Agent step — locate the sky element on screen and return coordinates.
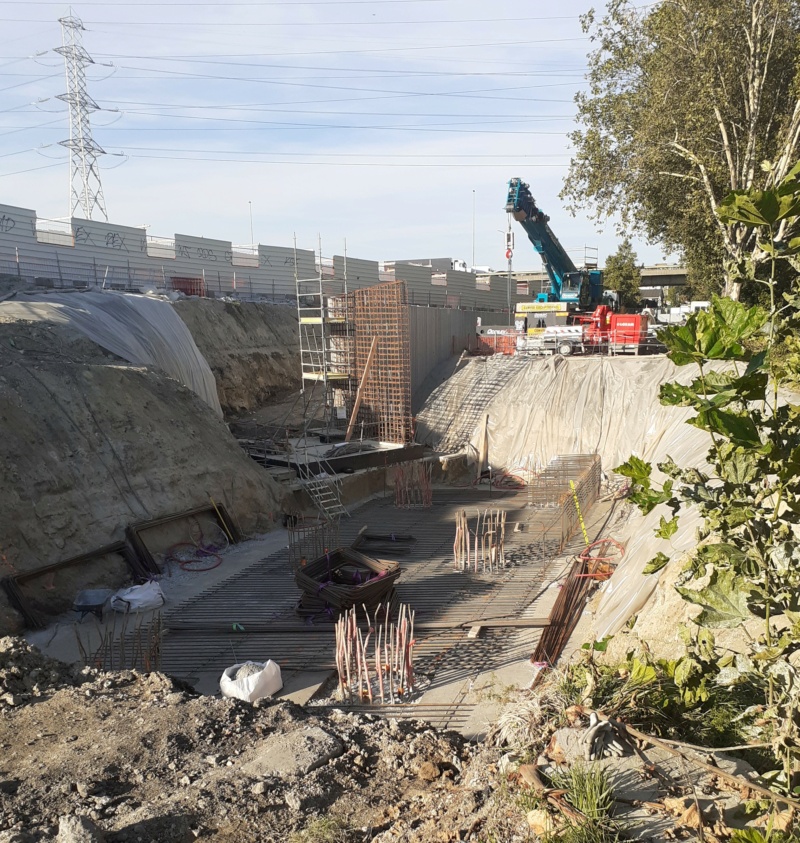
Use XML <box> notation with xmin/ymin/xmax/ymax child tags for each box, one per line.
<box><xmin>0</xmin><ymin>0</ymin><xmax>677</xmax><ymax>271</ymax></box>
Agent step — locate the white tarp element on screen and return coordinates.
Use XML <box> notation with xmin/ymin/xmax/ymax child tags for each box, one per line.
<box><xmin>0</xmin><ymin>291</ymin><xmax>222</xmax><ymax>416</ymax></box>
<box><xmin>417</xmin><ymin>354</ymin><xmax>716</xmax><ymax>636</ymax></box>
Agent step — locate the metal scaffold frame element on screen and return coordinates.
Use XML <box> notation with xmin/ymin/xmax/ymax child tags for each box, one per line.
<box><xmin>296</xmin><ymin>272</ymin><xmax>354</xmax><ymax>438</ymax></box>
<box><xmin>296</xmin><ymin>269</ymin><xmax>413</xmax><ymax>445</ymax></box>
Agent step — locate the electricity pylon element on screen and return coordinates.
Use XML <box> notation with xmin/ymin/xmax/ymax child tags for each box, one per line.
<box><xmin>54</xmin><ymin>13</ymin><xmax>108</xmax><ymax>221</ymax></box>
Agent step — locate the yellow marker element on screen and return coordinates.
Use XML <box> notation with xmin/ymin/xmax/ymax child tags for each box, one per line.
<box><xmin>570</xmin><ymin>480</ymin><xmax>590</xmax><ymax>546</ymax></box>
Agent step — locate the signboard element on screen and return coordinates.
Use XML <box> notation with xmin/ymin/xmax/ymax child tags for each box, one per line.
<box><xmin>516</xmin><ymin>301</ymin><xmax>570</xmax><ymax>313</ymax></box>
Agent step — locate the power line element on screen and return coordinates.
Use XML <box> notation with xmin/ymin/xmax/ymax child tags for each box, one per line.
<box><xmin>0</xmin><ymin>161</ymin><xmax>62</xmax><ymax>178</ymax></box>
<box><xmin>1</xmin><ymin>17</ymin><xmax>593</xmax><ymax>29</ymax></box>
<box><xmin>111</xmin><ymin>62</ymin><xmax>580</xmax><ymax>102</ymax></box>
<box><xmin>111</xmin><ymin>101</ymin><xmax>576</xmax><ymax>117</ymax></box>
<box><xmin>0</xmin><ymin>123</ymin><xmax>571</xmax><ymax>134</ymax></box>
<box><xmin>2</xmin><ymin>0</ymin><xmax>505</xmax><ymax>5</ymax></box>
<box><xmin>124</xmin><ymin>152</ymin><xmax>567</xmax><ymax>168</ymax></box>
<box><xmin>115</xmin><ymin>145</ymin><xmax>570</xmax><ymax>158</ymax></box>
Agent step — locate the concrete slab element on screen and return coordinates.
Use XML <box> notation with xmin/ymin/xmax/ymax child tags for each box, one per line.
<box><xmin>25</xmin><ymin>530</ymin><xmax>290</xmax><ymax>668</ymax></box>
<box><xmin>239</xmin><ymin>726</ymin><xmax>343</xmax><ymax>778</ymax></box>
<box><xmin>278</xmin><ymin>669</ymin><xmax>335</xmax><ymax>706</ymax></box>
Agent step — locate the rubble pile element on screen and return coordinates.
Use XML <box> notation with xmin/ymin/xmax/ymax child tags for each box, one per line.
<box><xmin>0</xmin><ymin>638</ymin><xmax>91</xmax><ymax>709</ymax></box>
<box><xmin>0</xmin><ymin>638</ymin><xmax>529</xmax><ymax>843</ymax></box>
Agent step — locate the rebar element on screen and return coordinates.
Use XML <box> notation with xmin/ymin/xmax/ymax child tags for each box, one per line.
<box><xmin>334</xmin><ymin>602</ymin><xmax>416</xmax><ymax>704</ymax></box>
<box><xmin>453</xmin><ymin>508</ymin><xmax>506</xmax><ymax>573</ymax></box>
<box><xmin>394</xmin><ymin>461</ymin><xmax>433</xmax><ymax>508</ymax></box>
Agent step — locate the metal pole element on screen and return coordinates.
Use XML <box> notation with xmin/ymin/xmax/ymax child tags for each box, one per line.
<box><xmin>507</xmin><ymin>254</ymin><xmax>512</xmax><ymax>326</ymax></box>
<box><xmin>248</xmin><ymin>200</ymin><xmax>254</xmax><ymax>246</ymax></box>
<box><xmin>472</xmin><ymin>189</ymin><xmax>476</xmax><ymax>269</ymax></box>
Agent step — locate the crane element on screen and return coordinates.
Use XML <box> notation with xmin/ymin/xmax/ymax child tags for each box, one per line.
<box><xmin>505</xmin><ymin>178</ymin><xmax>603</xmax><ymax>309</ymax></box>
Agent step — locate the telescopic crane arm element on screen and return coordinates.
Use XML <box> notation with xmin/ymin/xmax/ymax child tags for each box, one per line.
<box><xmin>505</xmin><ymin>178</ymin><xmax>602</xmax><ymax>308</ymax></box>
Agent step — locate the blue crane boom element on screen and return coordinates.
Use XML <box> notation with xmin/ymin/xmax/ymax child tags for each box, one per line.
<box><xmin>505</xmin><ymin>178</ymin><xmax>603</xmax><ymax>309</ymax></box>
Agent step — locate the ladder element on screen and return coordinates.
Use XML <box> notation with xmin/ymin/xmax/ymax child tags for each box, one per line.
<box><xmin>300</xmin><ymin>464</ymin><xmax>348</xmax><ymax>521</ymax></box>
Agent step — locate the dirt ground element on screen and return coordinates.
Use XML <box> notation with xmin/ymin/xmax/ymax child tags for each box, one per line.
<box><xmin>0</xmin><ymin>637</ymin><xmax>528</xmax><ymax>843</ymax></box>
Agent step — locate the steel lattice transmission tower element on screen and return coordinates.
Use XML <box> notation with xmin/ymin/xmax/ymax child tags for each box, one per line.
<box><xmin>55</xmin><ymin>14</ymin><xmax>108</xmax><ymax>221</ymax></box>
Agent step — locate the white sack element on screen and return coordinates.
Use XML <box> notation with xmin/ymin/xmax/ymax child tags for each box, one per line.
<box><xmin>220</xmin><ymin>661</ymin><xmax>283</xmax><ymax>702</ymax></box>
<box><xmin>110</xmin><ymin>581</ymin><xmax>166</xmax><ymax>613</ymax></box>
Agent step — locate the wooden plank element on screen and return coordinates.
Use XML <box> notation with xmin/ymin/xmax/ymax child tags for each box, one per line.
<box><xmin>345</xmin><ymin>335</ymin><xmax>379</xmax><ymax>442</ymax></box>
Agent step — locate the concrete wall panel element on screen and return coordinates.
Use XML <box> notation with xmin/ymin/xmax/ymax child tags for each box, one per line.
<box><xmin>0</xmin><ymin>204</ymin><xmax>37</xmax><ymax>242</ymax></box>
<box><xmin>333</xmin><ymin>255</ymin><xmax>380</xmax><ymax>287</ymax></box>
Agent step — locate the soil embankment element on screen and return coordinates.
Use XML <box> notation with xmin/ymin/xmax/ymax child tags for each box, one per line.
<box><xmin>174</xmin><ymin>299</ymin><xmax>300</xmax><ymax>418</ymax></box>
<box><xmin>0</xmin><ymin>306</ymin><xmax>288</xmax><ymax>635</ymax></box>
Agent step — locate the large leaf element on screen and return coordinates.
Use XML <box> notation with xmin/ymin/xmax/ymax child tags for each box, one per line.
<box><xmin>643</xmin><ymin>552</ymin><xmax>670</xmax><ymax>574</ymax></box>
<box><xmin>717</xmin><ymin>189</ymin><xmax>800</xmax><ymax>226</ymax></box>
<box><xmin>627</xmin><ymin>657</ymin><xmax>657</xmax><ymax>687</ymax></box>
<box><xmin>673</xmin><ymin>656</ymin><xmax>702</xmax><ymax>688</ymax></box>
<box><xmin>691</xmin><ymin>370</ymin><xmax>768</xmax><ymax>403</ymax></box>
<box><xmin>659</xmin><ymin>321</ymin><xmax>705</xmax><ymax>366</ymax></box>
<box><xmin>614</xmin><ymin>455</ymin><xmax>651</xmax><ymax>486</ymax></box>
<box><xmin>710</xmin><ymin>297</ymin><xmax>768</xmax><ymax>344</ymax></box>
<box><xmin>675</xmin><ymin>568</ymin><xmax>752</xmax><ymax>628</ymax></box>
<box><xmin>660</xmin><ymin>382</ymin><xmax>698</xmax><ymax>407</ymax></box>
<box><xmin>688</xmin><ymin>408</ymin><xmax>762</xmax><ymax>447</ymax></box>
<box><xmin>660</xmin><ymin>302</ymin><xmax>764</xmax><ymax>366</ymax></box>
<box><xmin>655</xmin><ymin>516</ymin><xmax>678</xmax><ymax>539</ymax></box>
<box><xmin>717</xmin><ymin>444</ymin><xmax>759</xmax><ymax>485</ymax></box>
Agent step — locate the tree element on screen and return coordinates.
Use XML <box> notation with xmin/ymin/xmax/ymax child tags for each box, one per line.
<box><xmin>562</xmin><ymin>0</ymin><xmax>800</xmax><ymax>300</ymax></box>
<box><xmin>617</xmin><ymin>163</ymin><xmax>800</xmax><ymax>795</ymax></box>
<box><xmin>603</xmin><ymin>238</ymin><xmax>640</xmax><ymax>308</ymax></box>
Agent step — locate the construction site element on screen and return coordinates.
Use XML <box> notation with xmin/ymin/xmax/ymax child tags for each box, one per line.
<box><xmin>0</xmin><ymin>200</ymin><xmax>780</xmax><ymax>842</ymax></box>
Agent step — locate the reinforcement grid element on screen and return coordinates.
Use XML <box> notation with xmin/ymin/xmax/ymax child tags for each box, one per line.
<box><xmin>351</xmin><ymin>280</ymin><xmax>413</xmax><ymax>444</ymax></box>
<box><xmin>157</xmin><ymin>460</ymin><xmax>602</xmax><ymax>729</ymax></box>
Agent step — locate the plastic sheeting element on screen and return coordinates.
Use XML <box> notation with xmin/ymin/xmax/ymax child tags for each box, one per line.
<box><xmin>0</xmin><ymin>291</ymin><xmax>222</xmax><ymax>416</ymax></box>
<box><xmin>417</xmin><ymin>355</ymin><xmax>716</xmax><ymax>637</ymax></box>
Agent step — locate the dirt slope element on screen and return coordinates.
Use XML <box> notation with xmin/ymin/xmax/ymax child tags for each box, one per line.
<box><xmin>174</xmin><ymin>299</ymin><xmax>300</xmax><ymax>417</ymax></box>
<box><xmin>0</xmin><ymin>318</ymin><xmax>287</xmax><ymax>635</ymax></box>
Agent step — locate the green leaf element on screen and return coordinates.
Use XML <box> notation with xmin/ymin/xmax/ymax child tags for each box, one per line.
<box><xmin>673</xmin><ymin>656</ymin><xmax>702</xmax><ymax>688</ymax></box>
<box><xmin>581</xmin><ymin>636</ymin><xmax>613</xmax><ymax>653</ymax></box>
<box><xmin>696</xmin><ymin>627</ymin><xmax>715</xmax><ymax>661</ymax></box>
<box><xmin>643</xmin><ymin>552</ymin><xmax>670</xmax><ymax>574</ymax></box>
<box><xmin>695</xmin><ymin>544</ymin><xmax>749</xmax><ymax>568</ymax></box>
<box><xmin>692</xmin><ymin>370</ymin><xmax>768</xmax><ymax>403</ymax></box>
<box><xmin>614</xmin><ymin>455</ymin><xmax>652</xmax><ymax>486</ymax></box>
<box><xmin>659</xmin><ymin>320</ymin><xmax>704</xmax><ymax>366</ymax></box>
<box><xmin>730</xmin><ymin>829</ymin><xmax>769</xmax><ymax>843</ymax></box>
<box><xmin>716</xmin><ymin>188</ymin><xmax>800</xmax><ymax>226</ymax></box>
<box><xmin>710</xmin><ymin>296</ymin><xmax>768</xmax><ymax>343</ymax></box>
<box><xmin>675</xmin><ymin>569</ymin><xmax>752</xmax><ymax>628</ymax></box>
<box><xmin>655</xmin><ymin>516</ymin><xmax>678</xmax><ymax>539</ymax></box>
<box><xmin>627</xmin><ymin>657</ymin><xmax>657</xmax><ymax>687</ymax></box>
<box><xmin>744</xmin><ymin>349</ymin><xmax>768</xmax><ymax>376</ymax></box>
<box><xmin>717</xmin><ymin>445</ymin><xmax>759</xmax><ymax>485</ymax></box>
<box><xmin>659</xmin><ymin>381</ymin><xmax>698</xmax><ymax>407</ymax></box>
<box><xmin>688</xmin><ymin>408</ymin><xmax>762</xmax><ymax>447</ymax></box>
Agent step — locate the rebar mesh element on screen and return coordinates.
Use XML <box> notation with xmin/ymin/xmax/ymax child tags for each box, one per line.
<box><xmin>527</xmin><ymin>455</ymin><xmax>602</xmax><ymax>556</ymax></box>
<box><xmin>351</xmin><ymin>280</ymin><xmax>413</xmax><ymax>444</ymax></box>
<box><xmin>288</xmin><ymin>518</ymin><xmax>340</xmax><ymax>572</ymax></box>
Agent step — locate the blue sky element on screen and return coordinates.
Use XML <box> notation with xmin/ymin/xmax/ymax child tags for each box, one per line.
<box><xmin>0</xmin><ymin>0</ymin><xmax>676</xmax><ymax>270</ymax></box>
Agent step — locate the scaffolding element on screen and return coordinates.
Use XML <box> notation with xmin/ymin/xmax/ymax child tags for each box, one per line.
<box><xmin>296</xmin><ymin>273</ymin><xmax>354</xmax><ymax>436</ymax></box>
<box><xmin>296</xmin><ymin>272</ymin><xmax>413</xmax><ymax>445</ymax></box>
